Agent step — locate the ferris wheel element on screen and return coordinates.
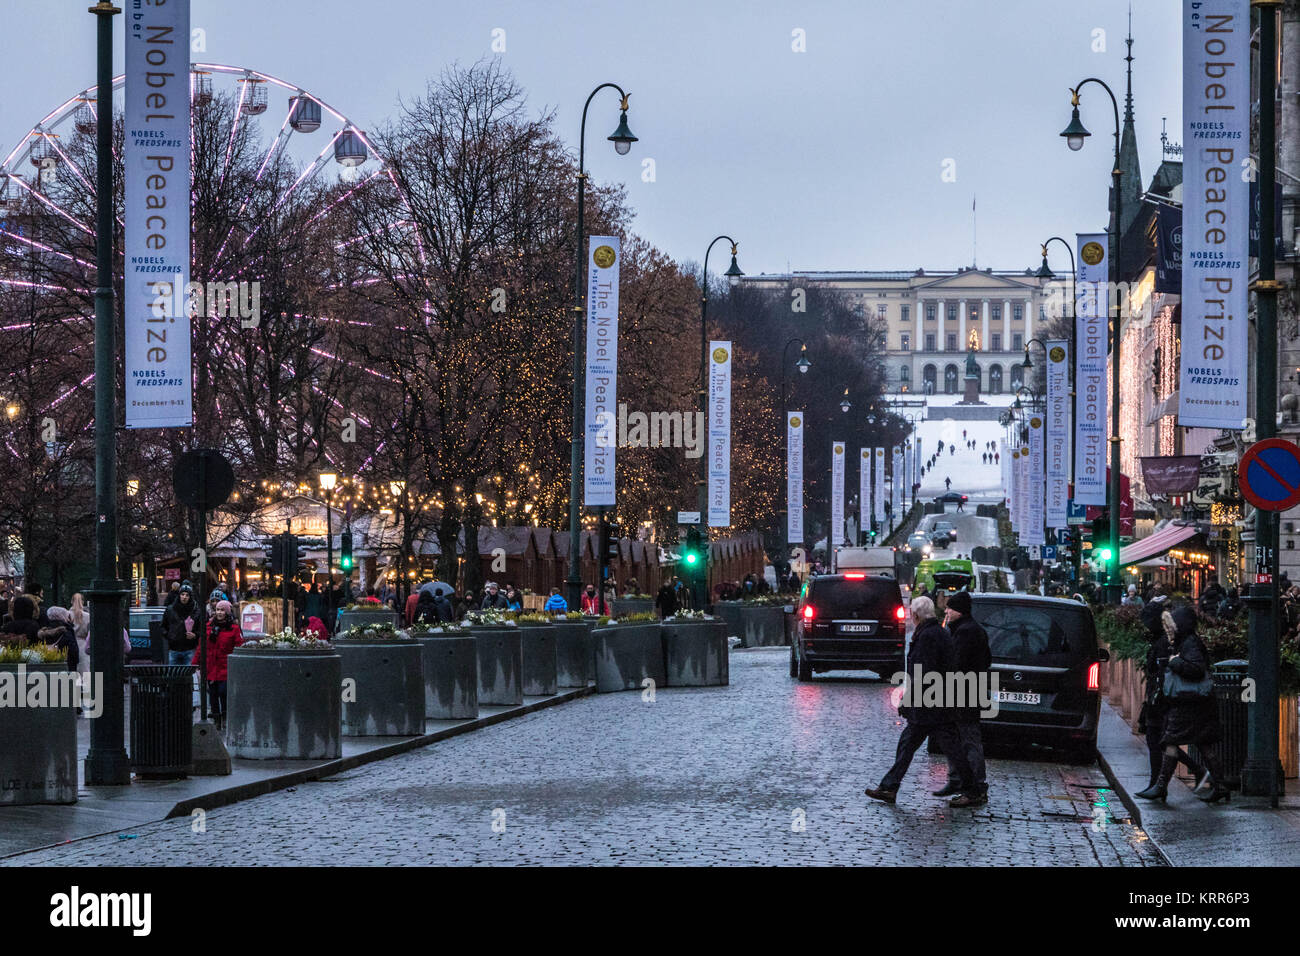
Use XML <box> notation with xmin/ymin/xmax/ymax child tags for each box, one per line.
<box><xmin>0</xmin><ymin>63</ymin><xmax>402</xmax><ymax>469</ymax></box>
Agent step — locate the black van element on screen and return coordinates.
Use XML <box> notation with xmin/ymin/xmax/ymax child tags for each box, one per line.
<box><xmin>790</xmin><ymin>573</ymin><xmax>907</xmax><ymax>681</ymax></box>
<box><xmin>969</xmin><ymin>594</ymin><xmax>1109</xmax><ymax>760</ymax></box>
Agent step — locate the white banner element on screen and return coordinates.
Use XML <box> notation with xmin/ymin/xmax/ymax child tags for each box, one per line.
<box><xmin>831</xmin><ymin>441</ymin><xmax>846</xmax><ymax>546</ymax></box>
<box><xmin>124</xmin><ymin>0</ymin><xmax>192</xmax><ymax>428</ymax></box>
<box><xmin>873</xmin><ymin>447</ymin><xmax>886</xmax><ymax>524</ymax></box>
<box><xmin>913</xmin><ymin>440</ymin><xmax>922</xmax><ymax>500</ymax></box>
<box><xmin>891</xmin><ymin>447</ymin><xmax>903</xmax><ymax>521</ymax></box>
<box><xmin>707</xmin><ymin>340</ymin><xmax>732</xmax><ymax>527</ymax></box>
<box><xmin>1028</xmin><ymin>414</ymin><xmax>1045</xmax><ymax>545</ymax></box>
<box><xmin>859</xmin><ymin>448</ymin><xmax>871</xmax><ymax>540</ymax></box>
<box><xmin>787</xmin><ymin>412</ymin><xmax>804</xmax><ymax>544</ymax></box>
<box><xmin>1074</xmin><ymin>232</ymin><xmax>1108</xmax><ymax>505</ymax></box>
<box><xmin>583</xmin><ymin>236</ymin><xmax>621</xmax><ymax>505</ymax></box>
<box><xmin>1045</xmin><ymin>339</ymin><xmax>1070</xmax><ymax>528</ymax></box>
<box><xmin>1178</xmin><ymin>0</ymin><xmax>1249</xmax><ymax>428</ymax></box>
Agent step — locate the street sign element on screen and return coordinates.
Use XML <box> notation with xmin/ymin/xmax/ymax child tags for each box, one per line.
<box><xmin>1239</xmin><ymin>438</ymin><xmax>1300</xmax><ymax>512</ymax></box>
<box><xmin>677</xmin><ymin>511</ymin><xmax>701</xmax><ymax>525</ymax></box>
<box><xmin>1042</xmin><ymin>545</ymin><xmax>1058</xmax><ymax>561</ymax></box>
<box><xmin>1066</xmin><ymin>499</ymin><xmax>1087</xmax><ymax>525</ymax></box>
<box><xmin>173</xmin><ymin>449</ymin><xmax>235</xmax><ymax>512</ymax></box>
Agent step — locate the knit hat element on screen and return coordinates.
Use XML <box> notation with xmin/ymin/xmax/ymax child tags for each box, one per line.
<box><xmin>946</xmin><ymin>590</ymin><xmax>972</xmax><ymax>615</ymax></box>
<box><xmin>216</xmin><ymin>600</ymin><xmax>233</xmax><ymax>614</ymax></box>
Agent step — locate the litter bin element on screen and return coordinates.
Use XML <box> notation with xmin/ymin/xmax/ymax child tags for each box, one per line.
<box><xmin>1191</xmin><ymin>660</ymin><xmax>1249</xmax><ymax>789</ymax></box>
<box><xmin>128</xmin><ymin>665</ymin><xmax>195</xmax><ymax>779</ymax></box>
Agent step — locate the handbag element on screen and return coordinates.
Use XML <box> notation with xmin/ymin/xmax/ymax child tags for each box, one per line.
<box><xmin>1163</xmin><ymin>666</ymin><xmax>1214</xmax><ymax>700</ymax></box>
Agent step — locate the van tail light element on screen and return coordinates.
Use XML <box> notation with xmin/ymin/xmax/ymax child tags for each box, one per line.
<box><xmin>844</xmin><ymin>572</ymin><xmax>866</xmax><ymax>580</ymax></box>
<box><xmin>1087</xmin><ymin>661</ymin><xmax>1100</xmax><ymax>691</ymax></box>
<box><xmin>895</xmin><ymin>606</ymin><xmax>906</xmax><ymax>622</ymax></box>
<box><xmin>803</xmin><ymin>605</ymin><xmax>815</xmax><ymax>622</ymax></box>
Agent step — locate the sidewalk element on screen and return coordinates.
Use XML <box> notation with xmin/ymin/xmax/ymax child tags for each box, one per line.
<box><xmin>1096</xmin><ymin>699</ymin><xmax>1300</xmax><ymax>866</ymax></box>
<box><xmin>0</xmin><ymin>688</ymin><xmax>589</xmax><ymax>860</ymax></box>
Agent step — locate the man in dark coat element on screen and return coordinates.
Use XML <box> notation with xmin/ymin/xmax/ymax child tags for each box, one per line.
<box><xmin>934</xmin><ymin>590</ymin><xmax>991</xmax><ymax>801</ymax></box>
<box><xmin>1</xmin><ymin>595</ymin><xmax>41</xmax><ymax>643</ymax></box>
<box><xmin>655</xmin><ymin>578</ymin><xmax>680</xmax><ymax>618</ymax></box>
<box><xmin>865</xmin><ymin>595</ymin><xmax>978</xmax><ymax>807</ymax></box>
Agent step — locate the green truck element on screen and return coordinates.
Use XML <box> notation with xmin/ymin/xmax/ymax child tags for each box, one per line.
<box><xmin>913</xmin><ymin>557</ymin><xmax>978</xmax><ymax>602</ymax></box>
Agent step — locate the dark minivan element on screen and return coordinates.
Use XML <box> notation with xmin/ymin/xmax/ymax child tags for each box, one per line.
<box><xmin>970</xmin><ymin>594</ymin><xmax>1109</xmax><ymax>760</ymax></box>
<box><xmin>791</xmin><ymin>573</ymin><xmax>906</xmax><ymax>681</ymax></box>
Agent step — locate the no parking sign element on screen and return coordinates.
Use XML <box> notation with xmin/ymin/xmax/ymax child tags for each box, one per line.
<box><xmin>1238</xmin><ymin>438</ymin><xmax>1300</xmax><ymax>512</ymax></box>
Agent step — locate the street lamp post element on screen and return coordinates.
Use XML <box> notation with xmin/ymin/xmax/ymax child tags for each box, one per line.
<box><xmin>1061</xmin><ymin>77</ymin><xmax>1124</xmax><ymax>604</ymax></box>
<box><xmin>1035</xmin><ymin>238</ymin><xmax>1080</xmax><ymax>586</ymax></box>
<box><xmin>84</xmin><ymin>1</ymin><xmax>131</xmax><ymax>787</ymax></box>
<box><xmin>320</xmin><ymin>472</ymin><xmax>337</xmax><ymax>586</ymax></box>
<box><xmin>567</xmin><ymin>83</ymin><xmax>637</xmax><ymax>611</ymax></box>
<box><xmin>1242</xmin><ymin>0</ymin><xmax>1283</xmax><ymax>804</ymax></box>
<box><xmin>780</xmin><ymin>338</ymin><xmax>810</xmax><ymax>578</ymax></box>
<box><xmin>696</xmin><ymin>235</ymin><xmax>743</xmax><ymax>608</ymax></box>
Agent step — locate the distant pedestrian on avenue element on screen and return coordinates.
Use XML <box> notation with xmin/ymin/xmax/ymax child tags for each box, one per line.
<box><xmin>864</xmin><ymin>596</ymin><xmax>978</xmax><ymax>807</ymax></box>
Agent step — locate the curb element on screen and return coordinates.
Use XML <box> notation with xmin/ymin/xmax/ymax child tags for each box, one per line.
<box><xmin>1094</xmin><ymin>709</ymin><xmax>1177</xmax><ymax>867</ymax></box>
<box><xmin>2</xmin><ymin>687</ymin><xmax>592</xmax><ymax>860</ymax></box>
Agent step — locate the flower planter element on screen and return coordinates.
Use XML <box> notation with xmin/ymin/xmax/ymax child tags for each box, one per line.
<box><xmin>661</xmin><ymin>620</ymin><xmax>729</xmax><ymax>687</ymax></box>
<box><xmin>334</xmin><ymin>635</ymin><xmax>424</xmax><ymax>736</ymax></box>
<box><xmin>412</xmin><ymin>632</ymin><xmax>478</xmax><ymax>719</ymax></box>
<box><xmin>226</xmin><ymin>644</ymin><xmax>343</xmax><ymax>759</ymax></box>
<box><xmin>0</xmin><ymin>662</ymin><xmax>77</xmax><ymax>805</ymax></box>
<box><xmin>336</xmin><ymin>608</ymin><xmax>401</xmax><ymax>635</ymax></box>
<box><xmin>592</xmin><ymin>623</ymin><xmax>665</xmax><ymax>693</ymax></box>
<box><xmin>610</xmin><ymin>597</ymin><xmax>654</xmax><ymax>618</ymax></box>
<box><xmin>552</xmin><ymin>620</ymin><xmax>596</xmax><ymax>688</ymax></box>
<box><xmin>713</xmin><ymin>602</ymin><xmax>785</xmax><ymax>647</ymax></box>
<box><xmin>518</xmin><ymin>623</ymin><xmax>558</xmax><ymax>696</ymax></box>
<box><xmin>471</xmin><ymin>626</ymin><xmax>523</xmax><ymax>706</ymax></box>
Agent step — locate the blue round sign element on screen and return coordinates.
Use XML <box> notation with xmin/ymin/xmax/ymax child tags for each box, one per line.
<box><xmin>1239</xmin><ymin>438</ymin><xmax>1300</xmax><ymax>512</ymax></box>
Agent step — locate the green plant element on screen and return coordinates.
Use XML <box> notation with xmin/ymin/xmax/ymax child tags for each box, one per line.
<box><xmin>465</xmin><ymin>609</ymin><xmax>514</xmax><ymax>627</ymax></box>
<box><xmin>1093</xmin><ymin>604</ymin><xmax>1148</xmax><ymax>662</ymax></box>
<box><xmin>248</xmin><ymin>627</ymin><xmax>332</xmax><ymax>649</ymax></box>
<box><xmin>618</xmin><ymin>611</ymin><xmax>658</xmax><ymax>624</ymax></box>
<box><xmin>0</xmin><ymin>641</ymin><xmax>66</xmax><ymax>664</ymax></box>
<box><xmin>409</xmin><ymin>622</ymin><xmax>466</xmax><ymax>635</ymax></box>
<box><xmin>514</xmin><ymin>612</ymin><xmax>553</xmax><ymax>625</ymax></box>
<box><xmin>340</xmin><ymin>622</ymin><xmax>405</xmax><ymax>640</ymax></box>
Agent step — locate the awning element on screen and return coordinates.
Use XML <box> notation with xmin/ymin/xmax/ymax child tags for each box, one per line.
<box><xmin>1119</xmin><ymin>523</ymin><xmax>1199</xmax><ymax>567</ymax></box>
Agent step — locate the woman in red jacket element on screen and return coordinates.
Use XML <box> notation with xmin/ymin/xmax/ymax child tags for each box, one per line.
<box><xmin>194</xmin><ymin>600</ymin><xmax>243</xmax><ymax>726</ymax></box>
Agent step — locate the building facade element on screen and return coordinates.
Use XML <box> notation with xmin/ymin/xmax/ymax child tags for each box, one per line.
<box><xmin>739</xmin><ymin>267</ymin><xmax>1053</xmax><ymax>396</ymax></box>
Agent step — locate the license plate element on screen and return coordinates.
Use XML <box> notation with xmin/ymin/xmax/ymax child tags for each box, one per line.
<box><xmin>995</xmin><ymin>691</ymin><xmax>1041</xmax><ymax>705</ymax></box>
<box><xmin>839</xmin><ymin>623</ymin><xmax>873</xmax><ymax>634</ymax></box>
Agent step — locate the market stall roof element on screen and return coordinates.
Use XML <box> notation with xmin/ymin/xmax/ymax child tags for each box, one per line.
<box><xmin>1119</xmin><ymin>522</ymin><xmax>1199</xmax><ymax>567</ymax></box>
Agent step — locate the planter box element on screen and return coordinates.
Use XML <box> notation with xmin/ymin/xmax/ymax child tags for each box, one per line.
<box><xmin>592</xmin><ymin>623</ymin><xmax>665</xmax><ymax>693</ymax></box>
<box><xmin>336</xmin><ymin>608</ymin><xmax>401</xmax><ymax>635</ymax></box>
<box><xmin>227</xmin><ymin>644</ymin><xmax>343</xmax><ymax>759</ymax></box>
<box><xmin>334</xmin><ymin>636</ymin><xmax>425</xmax><ymax>736</ymax></box>
<box><xmin>472</xmin><ymin>626</ymin><xmax>523</xmax><ymax>706</ymax></box>
<box><xmin>0</xmin><ymin>662</ymin><xmax>77</xmax><ymax>805</ymax></box>
<box><xmin>412</xmin><ymin>632</ymin><xmax>477</xmax><ymax>719</ymax></box>
<box><xmin>661</xmin><ymin>620</ymin><xmax>729</xmax><ymax>687</ymax></box>
<box><xmin>610</xmin><ymin>598</ymin><xmax>654</xmax><ymax>618</ymax></box>
<box><xmin>518</xmin><ymin>623</ymin><xmax>558</xmax><ymax>696</ymax></box>
<box><xmin>552</xmin><ymin>620</ymin><xmax>596</xmax><ymax>688</ymax></box>
<box><xmin>713</xmin><ymin>602</ymin><xmax>785</xmax><ymax>647</ymax></box>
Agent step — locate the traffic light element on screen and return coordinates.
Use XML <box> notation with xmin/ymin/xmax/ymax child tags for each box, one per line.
<box><xmin>680</xmin><ymin>526</ymin><xmax>705</xmax><ymax>573</ymax></box>
<box><xmin>268</xmin><ymin>533</ymin><xmax>302</xmax><ymax>575</ymax></box>
<box><xmin>340</xmin><ymin>530</ymin><xmax>354</xmax><ymax>572</ymax></box>
<box><xmin>606</xmin><ymin>522</ymin><xmax>621</xmax><ymax>560</ymax></box>
<box><xmin>1089</xmin><ymin>514</ymin><xmax>1113</xmax><ymax>571</ymax></box>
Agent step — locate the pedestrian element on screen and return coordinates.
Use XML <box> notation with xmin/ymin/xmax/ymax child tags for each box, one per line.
<box><xmin>1217</xmin><ymin>586</ymin><xmax>1243</xmax><ymax>621</ymax></box>
<box><xmin>69</xmin><ymin>592</ymin><xmax>90</xmax><ymax>687</ymax></box>
<box><xmin>162</xmin><ymin>580</ymin><xmax>181</xmax><ymax>608</ymax></box>
<box><xmin>864</xmin><ymin>595</ymin><xmax>978</xmax><ymax>807</ymax></box>
<box><xmin>195</xmin><ymin>600</ymin><xmax>243</xmax><ymax>728</ymax></box>
<box><xmin>1123</xmin><ymin>584</ymin><xmax>1144</xmax><ymax>609</ymax></box>
<box><xmin>656</xmin><ymin>577</ymin><xmax>680</xmax><ymax>618</ymax></box>
<box><xmin>949</xmin><ymin>443</ymin><xmax>955</xmax><ymax>455</ymax></box>
<box><xmin>945</xmin><ymin>476</ymin><xmax>951</xmax><ymax>490</ymax></box>
<box><xmin>1134</xmin><ymin>594</ymin><xmax>1205</xmax><ymax>792</ymax></box>
<box><xmin>37</xmin><ymin>606</ymin><xmax>80</xmax><ymax>672</ymax></box>
<box><xmin>505</xmin><ymin>585</ymin><xmax>524</xmax><ymax>611</ymax></box>
<box><xmin>1137</xmin><ymin>606</ymin><xmax>1229</xmax><ymax>803</ymax></box>
<box><xmin>956</xmin><ymin>497</ymin><xmax>965</xmax><ymax>512</ymax></box>
<box><xmin>962</xmin><ymin>429</ymin><xmax>967</xmax><ymax>440</ymax></box>
<box><xmin>23</xmin><ymin>582</ymin><xmax>48</xmax><ymax>627</ymax></box>
<box><xmin>0</xmin><ymin>595</ymin><xmax>40</xmax><ymax>643</ymax></box>
<box><xmin>994</xmin><ymin>452</ymin><xmax>999</xmax><ymax>464</ymax></box>
<box><xmin>305</xmin><ymin>616</ymin><xmax>329</xmax><ymax>641</ymax></box>
<box><xmin>480</xmin><ymin>581</ymin><xmax>509</xmax><ymax>610</ymax></box>
<box><xmin>543</xmin><ymin>587</ymin><xmax>568</xmax><ymax>613</ymax></box>
<box><xmin>1199</xmin><ymin>579</ymin><xmax>1225</xmax><ymax>617</ymax></box>
<box><xmin>934</xmin><ymin>589</ymin><xmax>990</xmax><ymax>802</ymax></box>
<box><xmin>162</xmin><ymin>582</ymin><xmax>203</xmax><ymax>666</ymax></box>
<box><xmin>405</xmin><ymin>584</ymin><xmax>421</xmax><ymax>627</ymax></box>
<box><xmin>581</xmin><ymin>584</ymin><xmax>603</xmax><ymax>615</ymax></box>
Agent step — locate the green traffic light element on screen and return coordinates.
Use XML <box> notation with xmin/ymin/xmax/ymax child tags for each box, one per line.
<box><xmin>685</xmin><ymin>553</ymin><xmax>698</xmax><ymax>565</ymax></box>
<box><xmin>1097</xmin><ymin>548</ymin><xmax>1113</xmax><ymax>562</ymax></box>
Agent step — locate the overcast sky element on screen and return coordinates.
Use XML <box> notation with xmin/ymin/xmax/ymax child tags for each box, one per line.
<box><xmin>0</xmin><ymin>0</ymin><xmax>1182</xmax><ymax>276</ymax></box>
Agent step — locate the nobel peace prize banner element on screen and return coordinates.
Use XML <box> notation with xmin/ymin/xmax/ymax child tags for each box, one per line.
<box><xmin>125</xmin><ymin>0</ymin><xmax>192</xmax><ymax>428</ymax></box>
<box><xmin>787</xmin><ymin>413</ymin><xmax>804</xmax><ymax>544</ymax></box>
<box><xmin>583</xmin><ymin>237</ymin><xmax>620</xmax><ymax>505</ymax></box>
<box><xmin>1074</xmin><ymin>233</ymin><xmax>1108</xmax><ymax>505</ymax></box>
<box><xmin>707</xmin><ymin>341</ymin><xmax>732</xmax><ymax>527</ymax></box>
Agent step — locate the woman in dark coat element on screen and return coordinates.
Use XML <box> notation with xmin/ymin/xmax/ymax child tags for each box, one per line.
<box><xmin>1136</xmin><ymin>599</ymin><xmax>1207</xmax><ymax>792</ymax></box>
<box><xmin>1137</xmin><ymin>605</ymin><xmax>1228</xmax><ymax>803</ymax></box>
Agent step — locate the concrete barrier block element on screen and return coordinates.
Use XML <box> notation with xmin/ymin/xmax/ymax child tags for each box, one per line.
<box><xmin>593</xmin><ymin>624</ymin><xmax>665</xmax><ymax>693</ymax></box>
<box><xmin>661</xmin><ymin>621</ymin><xmax>729</xmax><ymax>686</ymax></box>
<box><xmin>519</xmin><ymin>625</ymin><xmax>558</xmax><ymax>696</ymax></box>
<box><xmin>552</xmin><ymin>621</ymin><xmax>595</xmax><ymax>688</ymax></box>
<box><xmin>227</xmin><ymin>646</ymin><xmax>343</xmax><ymax>759</ymax></box>
<box><xmin>0</xmin><ymin>662</ymin><xmax>77</xmax><ymax>805</ymax></box>
<box><xmin>473</xmin><ymin>627</ymin><xmax>523</xmax><ymax>706</ymax></box>
<box><xmin>414</xmin><ymin>633</ymin><xmax>477</xmax><ymax>719</ymax></box>
<box><xmin>335</xmin><ymin>638</ymin><xmax>425</xmax><ymax>736</ymax></box>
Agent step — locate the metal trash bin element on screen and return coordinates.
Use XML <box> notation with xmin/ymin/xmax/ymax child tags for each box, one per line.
<box><xmin>1191</xmin><ymin>660</ymin><xmax>1249</xmax><ymax>788</ymax></box>
<box><xmin>128</xmin><ymin>665</ymin><xmax>195</xmax><ymax>778</ymax></box>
